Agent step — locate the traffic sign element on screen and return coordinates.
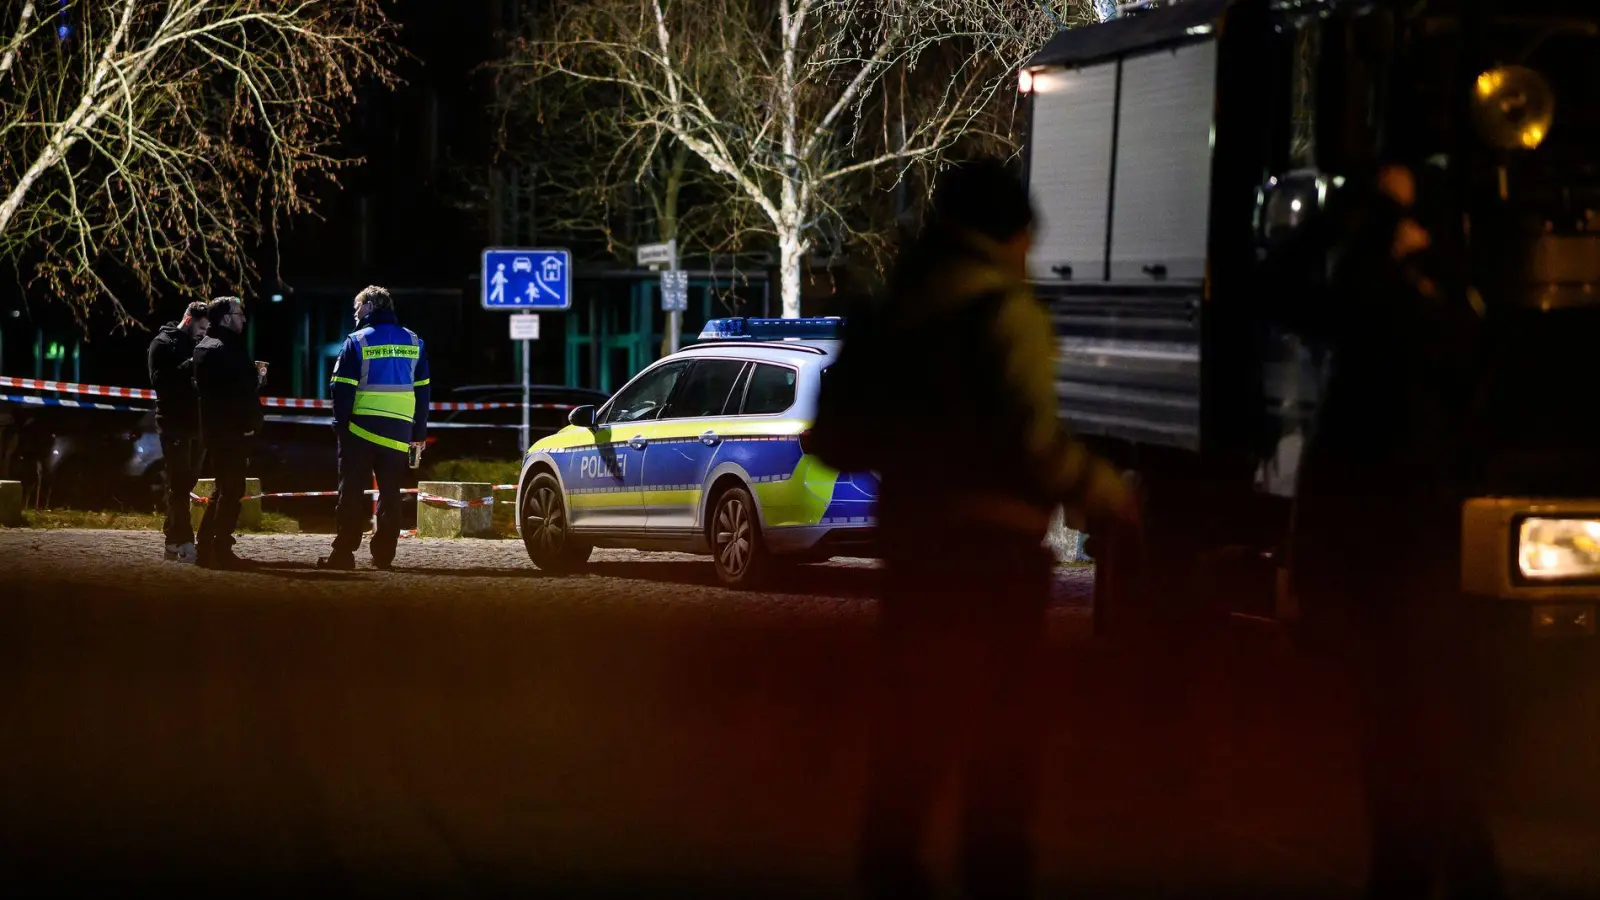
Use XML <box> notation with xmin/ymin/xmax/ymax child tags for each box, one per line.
<box><xmin>509</xmin><ymin>314</ymin><xmax>541</xmax><ymax>341</ymax></box>
<box><xmin>637</xmin><ymin>240</ymin><xmax>677</xmax><ymax>269</ymax></box>
<box><xmin>481</xmin><ymin>248</ymin><xmax>572</xmax><ymax>310</ymax></box>
<box><xmin>661</xmin><ymin>270</ymin><xmax>689</xmax><ymax>312</ymax></box>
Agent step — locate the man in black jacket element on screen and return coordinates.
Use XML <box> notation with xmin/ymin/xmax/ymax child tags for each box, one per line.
<box><xmin>192</xmin><ymin>296</ymin><xmax>263</xmax><ymax>569</ymax></box>
<box><xmin>147</xmin><ymin>301</ymin><xmax>211</xmax><ymax>563</ymax></box>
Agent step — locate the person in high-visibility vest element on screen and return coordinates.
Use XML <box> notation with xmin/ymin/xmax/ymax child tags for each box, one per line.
<box><xmin>318</xmin><ymin>286</ymin><xmax>430</xmax><ymax>570</ymax></box>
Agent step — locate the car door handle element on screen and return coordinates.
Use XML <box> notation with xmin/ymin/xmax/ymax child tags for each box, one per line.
<box><xmin>699</xmin><ymin>430</ymin><xmax>720</xmax><ymax>447</ymax></box>
<box><xmin>629</xmin><ymin>435</ymin><xmax>648</xmax><ymax>451</ymax></box>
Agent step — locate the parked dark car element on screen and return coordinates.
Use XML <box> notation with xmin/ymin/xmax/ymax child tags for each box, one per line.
<box><xmin>424</xmin><ymin>384</ymin><xmax>609</xmax><ymax>463</ymax></box>
<box><xmin>0</xmin><ymin>383</ymin><xmax>608</xmax><ymax>515</ymax></box>
<box><xmin>5</xmin><ymin>403</ymin><xmax>159</xmax><ymax>511</ymax></box>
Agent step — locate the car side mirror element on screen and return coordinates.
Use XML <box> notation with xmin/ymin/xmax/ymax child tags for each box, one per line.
<box><xmin>568</xmin><ymin>405</ymin><xmax>596</xmax><ymax>428</ymax></box>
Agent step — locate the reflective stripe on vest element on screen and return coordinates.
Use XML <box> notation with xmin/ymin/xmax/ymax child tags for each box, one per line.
<box><xmin>351</xmin><ymin>329</ymin><xmax>420</xmax><ymax>424</ymax></box>
<box><xmin>348</xmin><ymin>421</ymin><xmax>411</xmax><ymax>453</ymax></box>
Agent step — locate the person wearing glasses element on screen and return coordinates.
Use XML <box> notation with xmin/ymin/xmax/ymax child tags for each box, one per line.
<box><xmin>191</xmin><ymin>296</ymin><xmax>263</xmax><ymax>569</ymax></box>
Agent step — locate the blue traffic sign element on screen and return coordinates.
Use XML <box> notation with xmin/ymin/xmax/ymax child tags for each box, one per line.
<box><xmin>481</xmin><ymin>248</ymin><xmax>572</xmax><ymax>310</ymax></box>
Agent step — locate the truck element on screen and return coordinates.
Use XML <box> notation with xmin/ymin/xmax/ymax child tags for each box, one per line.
<box><xmin>1019</xmin><ymin>0</ymin><xmax>1600</xmax><ymax>643</ymax></box>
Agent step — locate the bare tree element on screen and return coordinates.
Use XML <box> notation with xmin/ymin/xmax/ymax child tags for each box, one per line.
<box><xmin>0</xmin><ymin>1</ymin><xmax>398</xmax><ymax>325</ymax></box>
<box><xmin>491</xmin><ymin>28</ymin><xmax>758</xmax><ymax>275</ymax></box>
<box><xmin>503</xmin><ymin>0</ymin><xmax>1103</xmax><ymax>318</ymax></box>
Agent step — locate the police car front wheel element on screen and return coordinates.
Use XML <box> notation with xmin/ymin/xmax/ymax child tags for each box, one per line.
<box><xmin>710</xmin><ymin>486</ymin><xmax>773</xmax><ymax>588</ymax></box>
<box><xmin>522</xmin><ymin>472</ymin><xmax>592</xmax><ymax>573</ymax></box>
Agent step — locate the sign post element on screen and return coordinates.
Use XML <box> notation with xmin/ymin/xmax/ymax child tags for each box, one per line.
<box><xmin>482</xmin><ymin>248</ymin><xmax>570</xmax><ymax>455</ymax></box>
<box><xmin>638</xmin><ymin>239</ymin><xmax>682</xmax><ymax>356</ymax></box>
<box><xmin>509</xmin><ymin>314</ymin><xmax>541</xmax><ymax>451</ymax></box>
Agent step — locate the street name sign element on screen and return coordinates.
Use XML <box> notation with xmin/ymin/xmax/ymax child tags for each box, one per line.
<box><xmin>637</xmin><ymin>240</ymin><xmax>677</xmax><ymax>269</ymax></box>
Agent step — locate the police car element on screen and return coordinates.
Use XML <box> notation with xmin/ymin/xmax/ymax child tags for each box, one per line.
<box><xmin>515</xmin><ymin>317</ymin><xmax>878</xmax><ymax>586</ymax></box>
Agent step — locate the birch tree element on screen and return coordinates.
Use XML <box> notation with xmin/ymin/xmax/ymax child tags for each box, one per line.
<box><xmin>0</xmin><ymin>1</ymin><xmax>397</xmax><ymax>324</ymax></box>
<box><xmin>507</xmin><ymin>0</ymin><xmax>1103</xmax><ymax>318</ymax></box>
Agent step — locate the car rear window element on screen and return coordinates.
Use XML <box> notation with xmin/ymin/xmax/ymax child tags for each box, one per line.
<box><xmin>742</xmin><ymin>364</ymin><xmax>797</xmax><ymax>416</ymax></box>
<box><xmin>666</xmin><ymin>360</ymin><xmax>748</xmax><ymax>419</ymax></box>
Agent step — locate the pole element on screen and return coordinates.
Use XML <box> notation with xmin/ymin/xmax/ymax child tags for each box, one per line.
<box><xmin>665</xmin><ymin>241</ymin><xmax>682</xmax><ymax>356</ymax></box>
<box><xmin>520</xmin><ymin>314</ymin><xmax>531</xmax><ymax>453</ymax></box>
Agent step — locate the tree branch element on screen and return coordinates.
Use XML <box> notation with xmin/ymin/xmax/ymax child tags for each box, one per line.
<box><xmin>0</xmin><ymin>0</ymin><xmax>38</xmax><ymax>80</ymax></box>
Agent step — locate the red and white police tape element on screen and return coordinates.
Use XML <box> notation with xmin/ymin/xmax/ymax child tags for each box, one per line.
<box><xmin>0</xmin><ymin>376</ymin><xmax>578</xmax><ymax>412</ymax></box>
<box><xmin>190</xmin><ymin>487</ymin><xmax>512</xmax><ymax>507</ymax></box>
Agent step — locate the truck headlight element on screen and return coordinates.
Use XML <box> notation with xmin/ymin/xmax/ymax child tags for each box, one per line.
<box><xmin>1518</xmin><ymin>517</ymin><xmax>1600</xmax><ymax>581</ymax></box>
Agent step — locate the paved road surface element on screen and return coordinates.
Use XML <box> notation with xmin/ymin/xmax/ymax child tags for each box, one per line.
<box><xmin>2</xmin><ymin>530</ymin><xmax>1597</xmax><ymax>898</ymax></box>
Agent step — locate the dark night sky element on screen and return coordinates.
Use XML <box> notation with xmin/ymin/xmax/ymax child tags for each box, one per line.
<box><xmin>276</xmin><ymin>0</ymin><xmax>504</xmax><ymax>290</ymax></box>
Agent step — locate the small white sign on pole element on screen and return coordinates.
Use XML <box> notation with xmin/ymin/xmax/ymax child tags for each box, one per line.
<box><xmin>636</xmin><ymin>239</ymin><xmax>677</xmax><ymax>270</ymax></box>
<box><xmin>660</xmin><ymin>270</ymin><xmax>690</xmax><ymax>312</ymax></box>
<box><xmin>510</xmin><ymin>314</ymin><xmax>541</xmax><ymax>341</ymax></box>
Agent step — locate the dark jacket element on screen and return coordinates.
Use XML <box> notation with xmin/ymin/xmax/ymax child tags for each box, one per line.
<box><xmin>811</xmin><ymin>224</ymin><xmax>1128</xmax><ymax>542</ymax></box>
<box><xmin>192</xmin><ymin>327</ymin><xmax>264</xmax><ymax>445</ymax></box>
<box><xmin>147</xmin><ymin>322</ymin><xmax>201</xmax><ymax>434</ymax></box>
<box><xmin>1269</xmin><ymin>163</ymin><xmax>1483</xmax><ymax>617</ymax></box>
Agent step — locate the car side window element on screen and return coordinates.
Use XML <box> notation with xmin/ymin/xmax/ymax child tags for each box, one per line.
<box><xmin>600</xmin><ymin>363</ymin><xmax>689</xmax><ymax>425</ymax></box>
<box><xmin>662</xmin><ymin>360</ymin><xmax>748</xmax><ymax>419</ymax></box>
<box><xmin>741</xmin><ymin>363</ymin><xmax>798</xmax><ymax>416</ymax></box>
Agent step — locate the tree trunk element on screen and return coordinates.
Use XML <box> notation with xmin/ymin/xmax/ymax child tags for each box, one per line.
<box><xmin>778</xmin><ymin>228</ymin><xmax>804</xmax><ymax>319</ymax></box>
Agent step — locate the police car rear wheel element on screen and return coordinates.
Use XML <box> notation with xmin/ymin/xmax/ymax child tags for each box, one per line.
<box><xmin>711</xmin><ymin>486</ymin><xmax>770</xmax><ymax>588</ymax></box>
<box><xmin>522</xmin><ymin>472</ymin><xmax>591</xmax><ymax>573</ymax></box>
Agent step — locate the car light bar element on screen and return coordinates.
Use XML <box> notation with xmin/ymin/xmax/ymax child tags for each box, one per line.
<box><xmin>697</xmin><ymin>317</ymin><xmax>844</xmax><ymax>342</ymax></box>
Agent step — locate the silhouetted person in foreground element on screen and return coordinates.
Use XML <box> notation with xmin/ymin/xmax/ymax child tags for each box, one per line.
<box><xmin>810</xmin><ymin>158</ymin><xmax>1136</xmax><ymax>900</ymax></box>
<box><xmin>1264</xmin><ymin>157</ymin><xmax>1505</xmax><ymax>899</ymax></box>
<box><xmin>147</xmin><ymin>300</ymin><xmax>211</xmax><ymax>563</ymax></box>
<box><xmin>192</xmin><ymin>296</ymin><xmax>263</xmax><ymax>570</ymax></box>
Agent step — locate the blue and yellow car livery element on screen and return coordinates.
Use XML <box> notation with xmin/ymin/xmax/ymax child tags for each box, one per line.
<box><xmin>516</xmin><ymin>317</ymin><xmax>877</xmax><ymax>586</ymax></box>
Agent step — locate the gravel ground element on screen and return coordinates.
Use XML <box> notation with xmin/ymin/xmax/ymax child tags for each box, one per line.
<box><xmin>3</xmin><ymin>529</ymin><xmax>1598</xmax><ymax>898</ymax></box>
<box><xmin>0</xmin><ymin>528</ymin><xmax>1096</xmax><ymax>623</ymax></box>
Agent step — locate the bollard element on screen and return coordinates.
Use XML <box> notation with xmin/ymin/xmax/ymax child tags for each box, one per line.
<box><xmin>0</xmin><ymin>480</ymin><xmax>22</xmax><ymax>526</ymax></box>
<box><xmin>417</xmin><ymin>481</ymin><xmax>494</xmax><ymax>539</ymax></box>
<box><xmin>190</xmin><ymin>477</ymin><xmax>263</xmax><ymax>532</ymax></box>
<box><xmin>492</xmin><ymin>485</ymin><xmax>517</xmax><ymax>537</ymax></box>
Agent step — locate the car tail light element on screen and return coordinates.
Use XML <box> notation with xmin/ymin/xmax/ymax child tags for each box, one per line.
<box><xmin>424</xmin><ymin>436</ymin><xmax>438</xmax><ymax>447</ymax></box>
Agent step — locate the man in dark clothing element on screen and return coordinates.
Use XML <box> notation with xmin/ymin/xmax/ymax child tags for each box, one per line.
<box><xmin>191</xmin><ymin>296</ymin><xmax>263</xmax><ymax>570</ymax></box>
<box><xmin>318</xmin><ymin>286</ymin><xmax>430</xmax><ymax>571</ymax></box>
<box><xmin>146</xmin><ymin>300</ymin><xmax>211</xmax><ymax>563</ymax></box>
<box><xmin>810</xmin><ymin>159</ymin><xmax>1137</xmax><ymax>900</ymax></box>
<box><xmin>1263</xmin><ymin>159</ymin><xmax>1505</xmax><ymax>899</ymax></box>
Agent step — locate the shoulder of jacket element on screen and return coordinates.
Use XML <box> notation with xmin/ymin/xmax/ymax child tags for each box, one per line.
<box><xmin>919</xmin><ymin>260</ymin><xmax>1022</xmax><ymax>310</ymax></box>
